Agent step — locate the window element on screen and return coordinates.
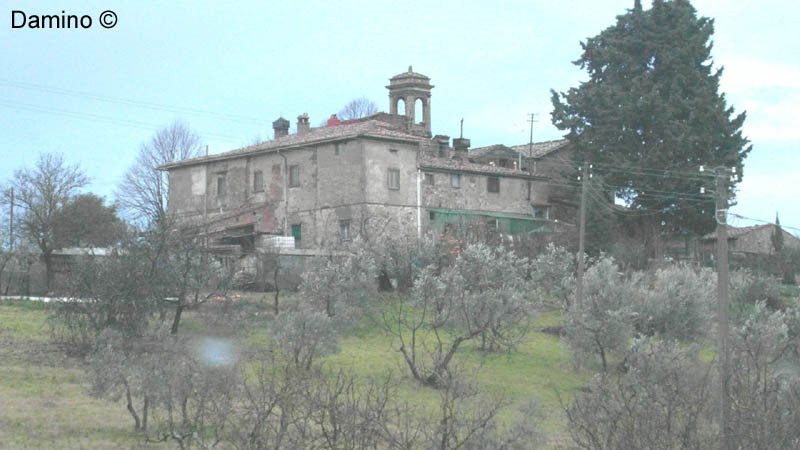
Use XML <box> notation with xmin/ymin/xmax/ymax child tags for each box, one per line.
<box><xmin>253</xmin><ymin>170</ymin><xmax>264</xmax><ymax>193</ymax></box>
<box><xmin>487</xmin><ymin>218</ymin><xmax>499</xmax><ymax>230</ymax></box>
<box><xmin>487</xmin><ymin>176</ymin><xmax>500</xmax><ymax>193</ymax></box>
<box><xmin>532</xmin><ymin>206</ymin><xmax>548</xmax><ymax>219</ymax></box>
<box><xmin>291</xmin><ymin>223</ymin><xmax>302</xmax><ymax>247</ymax></box>
<box><xmin>289</xmin><ymin>165</ymin><xmax>300</xmax><ymax>187</ymax></box>
<box><xmin>450</xmin><ymin>173</ymin><xmax>461</xmax><ymax>188</ymax></box>
<box><xmin>388</xmin><ymin>168</ymin><xmax>400</xmax><ymax>190</ymax></box>
<box><xmin>498</xmin><ymin>158</ymin><xmax>509</xmax><ymax>168</ymax></box>
<box><xmin>216</xmin><ymin>173</ymin><xmax>226</xmax><ymax>196</ymax></box>
<box><xmin>339</xmin><ymin>220</ymin><xmax>351</xmax><ymax>241</ymax></box>
<box><xmin>429</xmin><ymin>211</ymin><xmax>436</xmax><ymax>220</ymax></box>
<box><xmin>334</xmin><ymin>143</ymin><xmax>341</xmax><ymax>155</ymax></box>
<box><xmin>424</xmin><ymin>173</ymin><xmax>435</xmax><ymax>186</ymax></box>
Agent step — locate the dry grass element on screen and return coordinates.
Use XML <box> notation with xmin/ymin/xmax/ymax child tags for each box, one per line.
<box><xmin>0</xmin><ymin>301</ymin><xmax>154</xmax><ymax>449</ymax></box>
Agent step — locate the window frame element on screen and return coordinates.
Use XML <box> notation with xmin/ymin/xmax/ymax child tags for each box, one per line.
<box><xmin>216</xmin><ymin>173</ymin><xmax>227</xmax><ymax>196</ymax></box>
<box><xmin>339</xmin><ymin>220</ymin><xmax>351</xmax><ymax>241</ymax></box>
<box><xmin>450</xmin><ymin>173</ymin><xmax>461</xmax><ymax>189</ymax></box>
<box><xmin>253</xmin><ymin>169</ymin><xmax>264</xmax><ymax>193</ymax></box>
<box><xmin>424</xmin><ymin>172</ymin><xmax>435</xmax><ymax>186</ymax></box>
<box><xmin>487</xmin><ymin>176</ymin><xmax>500</xmax><ymax>193</ymax></box>
<box><xmin>291</xmin><ymin>223</ymin><xmax>302</xmax><ymax>247</ymax></box>
<box><xmin>289</xmin><ymin>165</ymin><xmax>300</xmax><ymax>188</ymax></box>
<box><xmin>387</xmin><ymin>168</ymin><xmax>401</xmax><ymax>190</ymax></box>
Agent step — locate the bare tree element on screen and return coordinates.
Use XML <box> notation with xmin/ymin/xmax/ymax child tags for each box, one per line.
<box><xmin>4</xmin><ymin>153</ymin><xmax>88</xmax><ymax>291</ymax></box>
<box><xmin>337</xmin><ymin>97</ymin><xmax>378</xmax><ymax>120</ymax></box>
<box><xmin>117</xmin><ymin>122</ymin><xmax>201</xmax><ymax>226</ymax></box>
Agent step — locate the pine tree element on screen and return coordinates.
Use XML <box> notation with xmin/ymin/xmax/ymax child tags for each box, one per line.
<box><xmin>551</xmin><ymin>0</ymin><xmax>751</xmax><ymax>236</ymax></box>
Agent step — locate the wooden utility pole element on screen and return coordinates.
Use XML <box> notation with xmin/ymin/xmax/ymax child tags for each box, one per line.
<box><xmin>576</xmin><ymin>163</ymin><xmax>589</xmax><ymax>308</ymax></box>
<box><xmin>8</xmin><ymin>188</ymin><xmax>13</xmax><ymax>251</ymax></box>
<box><xmin>715</xmin><ymin>167</ymin><xmax>730</xmax><ymax>450</ymax></box>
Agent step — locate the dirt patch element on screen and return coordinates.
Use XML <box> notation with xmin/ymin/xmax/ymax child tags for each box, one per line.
<box><xmin>541</xmin><ymin>325</ymin><xmax>564</xmax><ymax>337</ymax></box>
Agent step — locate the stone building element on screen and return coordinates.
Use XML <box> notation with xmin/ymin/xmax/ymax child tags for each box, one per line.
<box><xmin>699</xmin><ymin>223</ymin><xmax>800</xmax><ymax>262</ymax></box>
<box><xmin>160</xmin><ymin>68</ymin><xmax>574</xmax><ymax>254</ymax></box>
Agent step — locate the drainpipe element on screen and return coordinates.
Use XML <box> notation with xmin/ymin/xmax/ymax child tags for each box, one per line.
<box><xmin>278</xmin><ymin>150</ymin><xmax>288</xmax><ymax>236</ymax></box>
<box><xmin>416</xmin><ymin>169</ymin><xmax>422</xmax><ymax>239</ymax></box>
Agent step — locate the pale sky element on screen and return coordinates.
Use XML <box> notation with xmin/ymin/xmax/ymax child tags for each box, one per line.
<box><xmin>2</xmin><ymin>1</ymin><xmax>798</xmax><ymax>233</ymax></box>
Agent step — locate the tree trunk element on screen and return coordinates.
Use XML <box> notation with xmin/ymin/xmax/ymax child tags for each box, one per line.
<box><xmin>273</xmin><ymin>265</ymin><xmax>280</xmax><ymax>315</ymax></box>
<box><xmin>124</xmin><ymin>381</ymin><xmax>142</xmax><ymax>431</ymax></box>
<box><xmin>143</xmin><ymin>395</ymin><xmax>149</xmax><ymax>431</ymax></box>
<box><xmin>171</xmin><ymin>303</ymin><xmax>184</xmax><ymax>335</ymax></box>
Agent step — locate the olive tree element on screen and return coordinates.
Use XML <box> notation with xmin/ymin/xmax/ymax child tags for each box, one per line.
<box><xmin>298</xmin><ymin>243</ymin><xmax>377</xmax><ymax>318</ymax></box>
<box><xmin>563</xmin><ymin>257</ymin><xmax>636</xmax><ymax>372</ymax></box>
<box><xmin>726</xmin><ymin>303</ymin><xmax>800</xmax><ymax>448</ymax></box>
<box><xmin>90</xmin><ymin>327</ymin><xmax>238</xmax><ymax>447</ymax></box>
<box><xmin>565</xmin><ymin>338</ymin><xmax>715</xmax><ymax>450</ymax></box>
<box><xmin>382</xmin><ymin>242</ymin><xmax>534</xmax><ymax>387</ymax></box>
<box><xmin>632</xmin><ymin>264</ymin><xmax>715</xmax><ymax>341</ymax></box>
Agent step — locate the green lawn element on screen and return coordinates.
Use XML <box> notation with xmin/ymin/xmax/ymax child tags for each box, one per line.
<box><xmin>0</xmin><ymin>295</ymin><xmax>587</xmax><ymax>448</ymax></box>
<box><xmin>0</xmin><ymin>301</ymin><xmax>150</xmax><ymax>449</ymax></box>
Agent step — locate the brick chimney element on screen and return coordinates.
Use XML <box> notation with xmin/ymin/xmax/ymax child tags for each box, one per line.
<box><xmin>272</xmin><ymin>117</ymin><xmax>290</xmax><ymax>139</ymax></box>
<box><xmin>297</xmin><ymin>113</ymin><xmax>310</xmax><ymax>135</ymax></box>
<box><xmin>326</xmin><ymin>114</ymin><xmax>341</xmax><ymax>127</ymax></box>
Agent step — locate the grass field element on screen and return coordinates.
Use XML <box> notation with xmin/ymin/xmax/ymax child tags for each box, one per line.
<box><xmin>0</xmin><ymin>295</ymin><xmax>587</xmax><ymax>449</ymax></box>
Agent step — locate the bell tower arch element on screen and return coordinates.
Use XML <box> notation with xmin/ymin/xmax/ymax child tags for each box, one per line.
<box><xmin>387</xmin><ymin>66</ymin><xmax>433</xmax><ymax>136</ymax></box>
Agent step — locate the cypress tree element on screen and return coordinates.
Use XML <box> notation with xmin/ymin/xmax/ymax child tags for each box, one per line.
<box><xmin>551</xmin><ymin>0</ymin><xmax>751</xmax><ymax>236</ymax></box>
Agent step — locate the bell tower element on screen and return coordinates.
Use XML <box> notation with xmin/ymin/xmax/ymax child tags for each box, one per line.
<box><xmin>386</xmin><ymin>66</ymin><xmax>433</xmax><ymax>136</ymax></box>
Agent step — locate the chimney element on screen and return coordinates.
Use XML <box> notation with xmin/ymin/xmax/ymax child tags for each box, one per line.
<box><xmin>326</xmin><ymin>114</ymin><xmax>341</xmax><ymax>127</ymax></box>
<box><xmin>433</xmin><ymin>134</ymin><xmax>450</xmax><ymax>157</ymax></box>
<box><xmin>452</xmin><ymin>137</ymin><xmax>470</xmax><ymax>153</ymax></box>
<box><xmin>272</xmin><ymin>117</ymin><xmax>290</xmax><ymax>139</ymax></box>
<box><xmin>297</xmin><ymin>113</ymin><xmax>310</xmax><ymax>135</ymax></box>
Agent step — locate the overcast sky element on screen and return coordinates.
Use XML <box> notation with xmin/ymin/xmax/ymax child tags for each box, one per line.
<box><xmin>2</xmin><ymin>1</ymin><xmax>798</xmax><ymax>233</ymax></box>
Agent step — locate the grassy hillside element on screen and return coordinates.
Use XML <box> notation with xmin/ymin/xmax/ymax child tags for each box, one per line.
<box><xmin>0</xmin><ymin>295</ymin><xmax>587</xmax><ymax>448</ymax></box>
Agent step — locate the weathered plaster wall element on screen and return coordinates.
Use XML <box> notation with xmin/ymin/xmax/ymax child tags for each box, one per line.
<box><xmin>421</xmin><ymin>171</ymin><xmax>543</xmax><ymax>216</ymax></box>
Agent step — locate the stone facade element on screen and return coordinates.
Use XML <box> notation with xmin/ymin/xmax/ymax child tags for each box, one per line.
<box><xmin>699</xmin><ymin>224</ymin><xmax>800</xmax><ymax>261</ymax></box>
<box><xmin>161</xmin><ymin>68</ymin><xmax>574</xmax><ymax>252</ymax></box>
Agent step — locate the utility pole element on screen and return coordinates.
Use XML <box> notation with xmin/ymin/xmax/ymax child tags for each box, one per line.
<box><xmin>715</xmin><ymin>167</ymin><xmax>731</xmax><ymax>450</ymax></box>
<box><xmin>8</xmin><ymin>188</ymin><xmax>13</xmax><ymax>251</ymax></box>
<box><xmin>576</xmin><ymin>163</ymin><xmax>589</xmax><ymax>308</ymax></box>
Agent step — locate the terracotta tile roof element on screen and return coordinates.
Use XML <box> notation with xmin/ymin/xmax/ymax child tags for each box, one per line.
<box><xmin>419</xmin><ymin>152</ymin><xmax>546</xmax><ymax>180</ymax></box>
<box><xmin>510</xmin><ymin>139</ymin><xmax>570</xmax><ymax>159</ymax></box>
<box><xmin>701</xmin><ymin>224</ymin><xmax>770</xmax><ymax>240</ymax></box>
<box><xmin>160</xmin><ymin>120</ymin><xmax>426</xmax><ymax>170</ymax></box>
<box><xmin>468</xmin><ymin>144</ymin><xmax>519</xmax><ymax>159</ymax></box>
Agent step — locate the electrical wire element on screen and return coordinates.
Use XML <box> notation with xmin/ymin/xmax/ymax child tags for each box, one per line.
<box><xmin>0</xmin><ymin>100</ymin><xmax>244</xmax><ymax>144</ymax></box>
<box><xmin>0</xmin><ymin>78</ymin><xmax>267</xmax><ymax>126</ymax></box>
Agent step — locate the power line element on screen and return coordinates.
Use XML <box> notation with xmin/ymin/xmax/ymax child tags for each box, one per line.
<box><xmin>729</xmin><ymin>213</ymin><xmax>800</xmax><ymax>234</ymax></box>
<box><xmin>0</xmin><ymin>100</ymin><xmax>244</xmax><ymax>143</ymax></box>
<box><xmin>0</xmin><ymin>78</ymin><xmax>267</xmax><ymax>126</ymax></box>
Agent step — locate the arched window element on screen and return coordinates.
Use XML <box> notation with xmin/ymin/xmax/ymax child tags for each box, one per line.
<box><xmin>415</xmin><ymin>98</ymin><xmax>424</xmax><ymax>124</ymax></box>
<box><xmin>396</xmin><ymin>98</ymin><xmax>406</xmax><ymax>115</ymax></box>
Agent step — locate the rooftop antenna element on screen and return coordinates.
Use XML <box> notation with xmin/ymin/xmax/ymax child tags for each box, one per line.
<box><xmin>527</xmin><ymin>113</ymin><xmax>537</xmax><ymax>172</ymax></box>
